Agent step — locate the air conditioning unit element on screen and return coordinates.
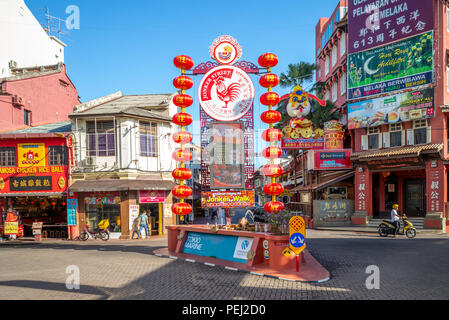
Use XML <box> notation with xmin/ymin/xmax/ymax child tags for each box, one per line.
<box><xmin>8</xmin><ymin>60</ymin><xmax>18</xmax><ymax>69</ymax></box>
<box><xmin>12</xmin><ymin>95</ymin><xmax>25</xmax><ymax>107</ymax></box>
<box><xmin>84</xmin><ymin>156</ymin><xmax>96</xmax><ymax>167</ymax></box>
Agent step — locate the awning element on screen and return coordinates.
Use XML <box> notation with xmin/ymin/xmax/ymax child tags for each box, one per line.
<box><xmin>351</xmin><ymin>144</ymin><xmax>443</xmax><ymax>161</ymax></box>
<box><xmin>291</xmin><ymin>171</ymin><xmax>354</xmax><ymax>192</ymax></box>
<box><xmin>69</xmin><ymin>179</ymin><xmax>176</xmax><ymax>192</ymax></box>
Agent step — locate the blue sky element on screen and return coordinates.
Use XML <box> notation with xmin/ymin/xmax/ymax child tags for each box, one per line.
<box><xmin>26</xmin><ymin>0</ymin><xmax>340</xmax><ymax>167</ymax></box>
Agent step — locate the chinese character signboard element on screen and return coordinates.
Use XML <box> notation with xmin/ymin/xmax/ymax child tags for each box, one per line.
<box><xmin>314</xmin><ymin>200</ymin><xmax>353</xmax><ymax>227</ymax></box>
<box><xmin>348</xmin><ymin>87</ymin><xmax>434</xmax><ymax>129</ymax></box>
<box><xmin>348</xmin><ymin>31</ymin><xmax>434</xmax><ymax>100</ymax></box>
<box><xmin>348</xmin><ymin>0</ymin><xmax>434</xmax><ymax>54</ymax></box>
<box><xmin>356</xmin><ymin>169</ymin><xmax>369</xmax><ymax>212</ymax></box>
<box><xmin>10</xmin><ymin>176</ymin><xmax>53</xmax><ymax>191</ymax></box>
<box><xmin>428</xmin><ymin>161</ymin><xmax>444</xmax><ymax>214</ymax></box>
<box><xmin>18</xmin><ymin>143</ymin><xmax>47</xmax><ymax>167</ymax></box>
<box><xmin>201</xmin><ymin>191</ymin><xmax>255</xmax><ymax>208</ymax></box>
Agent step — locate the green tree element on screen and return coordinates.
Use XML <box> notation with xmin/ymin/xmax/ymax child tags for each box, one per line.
<box><xmin>279</xmin><ymin>62</ymin><xmax>316</xmax><ymax>89</ymax></box>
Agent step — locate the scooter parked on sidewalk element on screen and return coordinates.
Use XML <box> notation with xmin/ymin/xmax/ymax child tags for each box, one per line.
<box><xmin>378</xmin><ymin>215</ymin><xmax>417</xmax><ymax>238</ymax></box>
<box><xmin>78</xmin><ymin>220</ymin><xmax>110</xmax><ymax>241</ymax></box>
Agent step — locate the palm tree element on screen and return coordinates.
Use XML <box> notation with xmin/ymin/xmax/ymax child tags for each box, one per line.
<box><xmin>279</xmin><ymin>62</ymin><xmax>316</xmax><ymax>89</ymax></box>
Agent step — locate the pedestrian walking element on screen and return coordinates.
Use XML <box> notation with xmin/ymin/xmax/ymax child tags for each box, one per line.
<box><xmin>131</xmin><ymin>217</ymin><xmax>139</xmax><ymax>240</ymax></box>
<box><xmin>146</xmin><ymin>210</ymin><xmax>152</xmax><ymax>238</ymax></box>
<box><xmin>138</xmin><ymin>210</ymin><xmax>150</xmax><ymax>240</ymax></box>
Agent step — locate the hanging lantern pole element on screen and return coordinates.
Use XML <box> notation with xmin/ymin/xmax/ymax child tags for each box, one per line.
<box><xmin>172</xmin><ymin>55</ymin><xmax>195</xmax><ymax>219</ymax></box>
<box><xmin>258</xmin><ymin>53</ymin><xmax>285</xmax><ymax>216</ymax></box>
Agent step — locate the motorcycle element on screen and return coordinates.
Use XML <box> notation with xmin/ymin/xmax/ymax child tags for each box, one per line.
<box><xmin>378</xmin><ymin>215</ymin><xmax>417</xmax><ymax>238</ymax></box>
<box><xmin>78</xmin><ymin>219</ymin><xmax>110</xmax><ymax>241</ymax></box>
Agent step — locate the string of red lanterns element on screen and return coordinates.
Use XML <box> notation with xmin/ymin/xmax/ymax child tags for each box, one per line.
<box><xmin>258</xmin><ymin>53</ymin><xmax>285</xmax><ymax>215</ymax></box>
<box><xmin>171</xmin><ymin>55</ymin><xmax>194</xmax><ymax>217</ymax></box>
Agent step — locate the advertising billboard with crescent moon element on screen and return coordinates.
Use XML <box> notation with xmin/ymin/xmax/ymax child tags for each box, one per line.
<box><xmin>347</xmin><ymin>31</ymin><xmax>434</xmax><ymax>100</ymax></box>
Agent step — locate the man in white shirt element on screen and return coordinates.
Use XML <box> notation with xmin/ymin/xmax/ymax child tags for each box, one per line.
<box><xmin>391</xmin><ymin>204</ymin><xmax>401</xmax><ymax>237</ymax></box>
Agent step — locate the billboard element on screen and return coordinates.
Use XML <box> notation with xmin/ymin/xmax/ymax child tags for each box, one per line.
<box><xmin>201</xmin><ymin>190</ymin><xmax>255</xmax><ymax>208</ymax></box>
<box><xmin>309</xmin><ymin>149</ymin><xmax>352</xmax><ymax>171</ymax></box>
<box><xmin>209</xmin><ymin>122</ymin><xmax>245</xmax><ymax>189</ymax></box>
<box><xmin>348</xmin><ymin>87</ymin><xmax>434</xmax><ymax>129</ymax></box>
<box><xmin>348</xmin><ymin>0</ymin><xmax>434</xmax><ymax>54</ymax></box>
<box><xmin>347</xmin><ymin>31</ymin><xmax>434</xmax><ymax>100</ymax></box>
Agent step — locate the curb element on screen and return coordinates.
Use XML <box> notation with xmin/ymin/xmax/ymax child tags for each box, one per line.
<box><xmin>152</xmin><ymin>252</ymin><xmax>331</xmax><ymax>284</ymax></box>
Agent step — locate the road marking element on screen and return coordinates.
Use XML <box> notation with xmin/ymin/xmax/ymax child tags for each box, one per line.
<box><xmin>204</xmin><ymin>263</ymin><xmax>215</xmax><ymax>267</ymax></box>
<box><xmin>225</xmin><ymin>267</ymin><xmax>238</xmax><ymax>271</ymax></box>
<box><xmin>186</xmin><ymin>259</ymin><xmax>196</xmax><ymax>263</ymax></box>
<box><xmin>250</xmin><ymin>272</ymin><xmax>264</xmax><ymax>276</ymax></box>
<box><xmin>169</xmin><ymin>256</ymin><xmax>178</xmax><ymax>260</ymax></box>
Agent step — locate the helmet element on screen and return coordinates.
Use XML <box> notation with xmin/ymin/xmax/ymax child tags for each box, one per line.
<box><xmin>392</xmin><ymin>204</ymin><xmax>399</xmax><ymax>209</ymax></box>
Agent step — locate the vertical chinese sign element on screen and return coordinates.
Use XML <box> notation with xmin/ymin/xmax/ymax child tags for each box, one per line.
<box><xmin>355</xmin><ymin>169</ymin><xmax>369</xmax><ymax>213</ymax></box>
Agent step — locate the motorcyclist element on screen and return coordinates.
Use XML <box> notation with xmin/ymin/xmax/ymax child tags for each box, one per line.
<box><xmin>391</xmin><ymin>204</ymin><xmax>401</xmax><ymax>237</ymax></box>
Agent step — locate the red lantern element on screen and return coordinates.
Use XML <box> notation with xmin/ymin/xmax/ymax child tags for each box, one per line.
<box><xmin>172</xmin><ymin>149</ymin><xmax>193</xmax><ymax>162</ymax></box>
<box><xmin>264</xmin><ymin>183</ymin><xmax>284</xmax><ymax>196</ymax></box>
<box><xmin>172</xmin><ymin>168</ymin><xmax>192</xmax><ymax>181</ymax></box>
<box><xmin>261</xmin><ymin>164</ymin><xmax>283</xmax><ymax>177</ymax></box>
<box><xmin>172</xmin><ymin>185</ymin><xmax>193</xmax><ymax>199</ymax></box>
<box><xmin>258</xmin><ymin>53</ymin><xmax>279</xmax><ymax>68</ymax></box>
<box><xmin>173</xmin><ymin>76</ymin><xmax>193</xmax><ymax>91</ymax></box>
<box><xmin>173</xmin><ymin>113</ymin><xmax>193</xmax><ymax>126</ymax></box>
<box><xmin>262</xmin><ymin>129</ymin><xmax>282</xmax><ymax>142</ymax></box>
<box><xmin>262</xmin><ymin>146</ymin><xmax>282</xmax><ymax>159</ymax></box>
<box><xmin>261</xmin><ymin>110</ymin><xmax>281</xmax><ymax>124</ymax></box>
<box><xmin>260</xmin><ymin>92</ymin><xmax>280</xmax><ymax>106</ymax></box>
<box><xmin>332</xmin><ymin>75</ymin><xmax>336</xmax><ymax>82</ymax></box>
<box><xmin>259</xmin><ymin>73</ymin><xmax>280</xmax><ymax>88</ymax></box>
<box><xmin>173</xmin><ymin>131</ymin><xmax>193</xmax><ymax>144</ymax></box>
<box><xmin>172</xmin><ymin>202</ymin><xmax>192</xmax><ymax>216</ymax></box>
<box><xmin>342</xmin><ymin>65</ymin><xmax>346</xmax><ymax>72</ymax></box>
<box><xmin>173</xmin><ymin>55</ymin><xmax>194</xmax><ymax>71</ymax></box>
<box><xmin>264</xmin><ymin>201</ymin><xmax>285</xmax><ymax>214</ymax></box>
<box><xmin>337</xmin><ymin>70</ymin><xmax>342</xmax><ymax>77</ymax></box>
<box><xmin>173</xmin><ymin>94</ymin><xmax>193</xmax><ymax>108</ymax></box>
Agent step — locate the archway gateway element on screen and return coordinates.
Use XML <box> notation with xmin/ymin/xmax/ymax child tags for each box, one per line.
<box><xmin>170</xmin><ymin>35</ymin><xmax>284</xmax><ymax>220</ymax></box>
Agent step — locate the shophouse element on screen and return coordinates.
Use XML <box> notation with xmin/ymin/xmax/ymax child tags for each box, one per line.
<box><xmin>0</xmin><ymin>122</ymin><xmax>73</xmax><ymax>238</ymax></box>
<box><xmin>0</xmin><ymin>0</ymin><xmax>80</xmax><ymax>132</ymax></box>
<box><xmin>68</xmin><ymin>91</ymin><xmax>178</xmax><ymax>239</ymax></box>
<box><xmin>348</xmin><ymin>0</ymin><xmax>449</xmax><ymax>231</ymax></box>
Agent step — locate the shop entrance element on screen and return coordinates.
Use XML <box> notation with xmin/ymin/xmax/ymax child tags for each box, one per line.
<box><xmin>8</xmin><ymin>196</ymin><xmax>67</xmax><ymax>237</ymax></box>
<box><xmin>403</xmin><ymin>179</ymin><xmax>426</xmax><ymax>217</ymax></box>
<box><xmin>139</xmin><ymin>203</ymin><xmax>160</xmax><ymax>235</ymax></box>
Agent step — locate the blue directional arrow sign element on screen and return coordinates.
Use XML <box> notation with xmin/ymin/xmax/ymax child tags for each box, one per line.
<box><xmin>289</xmin><ymin>233</ymin><xmax>305</xmax><ymax>248</ymax></box>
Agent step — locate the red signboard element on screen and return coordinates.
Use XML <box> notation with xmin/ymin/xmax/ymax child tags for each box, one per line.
<box><xmin>201</xmin><ymin>191</ymin><xmax>255</xmax><ymax>208</ymax></box>
<box><xmin>139</xmin><ymin>190</ymin><xmax>165</xmax><ymax>203</ymax></box>
<box><xmin>0</xmin><ymin>138</ymin><xmax>69</xmax><ymax>195</ymax></box>
<box><xmin>310</xmin><ymin>149</ymin><xmax>352</xmax><ymax>170</ymax></box>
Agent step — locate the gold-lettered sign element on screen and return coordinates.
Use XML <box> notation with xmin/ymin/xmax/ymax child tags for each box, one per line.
<box><xmin>4</xmin><ymin>221</ymin><xmax>19</xmax><ymax>235</ymax></box>
<box><xmin>10</xmin><ymin>176</ymin><xmax>53</xmax><ymax>191</ymax></box>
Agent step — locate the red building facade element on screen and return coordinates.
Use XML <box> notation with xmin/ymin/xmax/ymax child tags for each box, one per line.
<box><xmin>0</xmin><ymin>63</ymin><xmax>80</xmax><ymax>132</ymax></box>
<box><xmin>348</xmin><ymin>0</ymin><xmax>449</xmax><ymax>231</ymax></box>
<box><xmin>0</xmin><ymin>122</ymin><xmax>74</xmax><ymax>238</ymax></box>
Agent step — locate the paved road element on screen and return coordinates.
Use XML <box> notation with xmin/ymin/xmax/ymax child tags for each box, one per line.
<box><xmin>0</xmin><ymin>230</ymin><xmax>448</xmax><ymax>300</ymax></box>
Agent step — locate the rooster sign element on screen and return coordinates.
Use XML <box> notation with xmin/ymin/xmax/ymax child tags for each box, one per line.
<box><xmin>199</xmin><ymin>65</ymin><xmax>255</xmax><ymax>121</ymax></box>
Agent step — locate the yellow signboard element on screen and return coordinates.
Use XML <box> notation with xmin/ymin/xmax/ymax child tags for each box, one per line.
<box><xmin>4</xmin><ymin>221</ymin><xmax>19</xmax><ymax>235</ymax></box>
<box><xmin>18</xmin><ymin>143</ymin><xmax>46</xmax><ymax>167</ymax></box>
<box><xmin>282</xmin><ymin>247</ymin><xmax>292</xmax><ymax>258</ymax></box>
<box><xmin>289</xmin><ymin>216</ymin><xmax>306</xmax><ymax>255</ymax></box>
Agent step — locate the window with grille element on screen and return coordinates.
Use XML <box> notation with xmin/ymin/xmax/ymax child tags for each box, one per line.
<box><xmin>0</xmin><ymin>147</ymin><xmax>16</xmax><ymax>167</ymax></box>
<box><xmin>340</xmin><ymin>32</ymin><xmax>346</xmax><ymax>56</ymax></box>
<box><xmin>413</xmin><ymin>119</ymin><xmax>427</xmax><ymax>145</ymax></box>
<box><xmin>332</xmin><ymin>45</ymin><xmax>337</xmax><ymax>67</ymax></box>
<box><xmin>389</xmin><ymin>123</ymin><xmax>402</xmax><ymax>147</ymax></box>
<box><xmin>368</xmin><ymin>127</ymin><xmax>380</xmax><ymax>149</ymax></box>
<box><xmin>325</xmin><ymin>55</ymin><xmax>330</xmax><ymax>75</ymax></box>
<box><xmin>340</xmin><ymin>73</ymin><xmax>346</xmax><ymax>96</ymax></box>
<box><xmin>86</xmin><ymin>120</ymin><xmax>116</xmax><ymax>157</ymax></box>
<box><xmin>49</xmin><ymin>146</ymin><xmax>68</xmax><ymax>166</ymax></box>
<box><xmin>140</xmin><ymin>122</ymin><xmax>157</xmax><ymax>157</ymax></box>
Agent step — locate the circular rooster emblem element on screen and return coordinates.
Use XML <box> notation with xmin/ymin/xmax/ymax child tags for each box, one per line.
<box><xmin>198</xmin><ymin>65</ymin><xmax>254</xmax><ymax>121</ymax></box>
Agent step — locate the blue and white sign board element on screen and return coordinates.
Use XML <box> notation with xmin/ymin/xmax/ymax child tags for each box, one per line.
<box><xmin>289</xmin><ymin>233</ymin><xmax>305</xmax><ymax>249</ymax></box>
<box><xmin>182</xmin><ymin>232</ymin><xmax>253</xmax><ymax>264</ymax></box>
<box><xmin>67</xmin><ymin>199</ymin><xmax>77</xmax><ymax>226</ymax></box>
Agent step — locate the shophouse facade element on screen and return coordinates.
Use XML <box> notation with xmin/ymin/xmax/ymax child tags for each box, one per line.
<box><xmin>349</xmin><ymin>0</ymin><xmax>449</xmax><ymax>231</ymax></box>
<box><xmin>0</xmin><ymin>0</ymin><xmax>80</xmax><ymax>132</ymax></box>
<box><xmin>68</xmin><ymin>92</ymin><xmax>178</xmax><ymax>239</ymax></box>
<box><xmin>0</xmin><ymin>122</ymin><xmax>74</xmax><ymax>238</ymax></box>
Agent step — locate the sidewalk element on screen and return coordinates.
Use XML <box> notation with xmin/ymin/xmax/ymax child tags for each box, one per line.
<box><xmin>313</xmin><ymin>225</ymin><xmax>447</xmax><ymax>235</ymax></box>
